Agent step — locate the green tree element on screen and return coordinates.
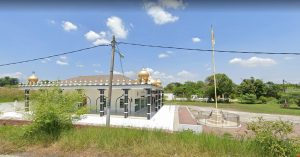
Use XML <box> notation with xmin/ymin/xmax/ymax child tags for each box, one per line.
<box><xmin>238</xmin><ymin>77</ymin><xmax>266</xmax><ymax>99</ymax></box>
<box><xmin>164</xmin><ymin>82</ymin><xmax>181</xmax><ymax>92</ymax></box>
<box><xmin>0</xmin><ymin>77</ymin><xmax>19</xmax><ymax>87</ymax></box>
<box><xmin>265</xmin><ymin>81</ymin><xmax>281</xmax><ymax>98</ymax></box>
<box><xmin>204</xmin><ymin>73</ymin><xmax>234</xmax><ymax>100</ymax></box>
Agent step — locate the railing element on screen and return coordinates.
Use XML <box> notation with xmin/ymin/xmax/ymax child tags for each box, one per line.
<box><xmin>195</xmin><ymin>110</ymin><xmax>240</xmax><ymax>128</ymax></box>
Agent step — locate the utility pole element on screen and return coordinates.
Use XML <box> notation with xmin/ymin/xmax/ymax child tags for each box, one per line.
<box><xmin>211</xmin><ymin>25</ymin><xmax>218</xmax><ymax>109</ymax></box>
<box><xmin>106</xmin><ymin>35</ymin><xmax>116</xmax><ymax>126</ymax></box>
<box><xmin>283</xmin><ymin>79</ymin><xmax>287</xmax><ymax>106</ymax></box>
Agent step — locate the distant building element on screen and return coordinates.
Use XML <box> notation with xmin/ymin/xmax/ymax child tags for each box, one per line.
<box><xmin>164</xmin><ymin>93</ymin><xmax>175</xmax><ymax>101</ymax></box>
<box><xmin>19</xmin><ymin>69</ymin><xmax>164</xmax><ymax>120</ymax></box>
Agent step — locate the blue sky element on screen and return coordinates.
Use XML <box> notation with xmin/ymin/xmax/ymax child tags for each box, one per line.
<box><xmin>0</xmin><ymin>0</ymin><xmax>300</xmax><ymax>85</ymax></box>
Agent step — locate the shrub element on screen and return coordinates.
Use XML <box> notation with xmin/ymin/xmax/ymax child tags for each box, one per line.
<box><xmin>296</xmin><ymin>98</ymin><xmax>300</xmax><ymax>107</ymax></box>
<box><xmin>265</xmin><ymin>97</ymin><xmax>278</xmax><ymax>104</ymax></box>
<box><xmin>247</xmin><ymin>117</ymin><xmax>298</xmax><ymax>157</ymax></box>
<box><xmin>240</xmin><ymin>94</ymin><xmax>257</xmax><ymax>104</ymax></box>
<box><xmin>24</xmin><ymin>87</ymin><xmax>85</xmax><ymax>140</ymax></box>
<box><xmin>258</xmin><ymin>96</ymin><xmax>267</xmax><ymax>104</ymax></box>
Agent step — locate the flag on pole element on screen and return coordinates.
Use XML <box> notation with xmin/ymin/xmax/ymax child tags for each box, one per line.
<box><xmin>117</xmin><ymin>51</ymin><xmax>125</xmax><ymax>58</ymax></box>
<box><xmin>211</xmin><ymin>25</ymin><xmax>215</xmax><ymax>46</ymax></box>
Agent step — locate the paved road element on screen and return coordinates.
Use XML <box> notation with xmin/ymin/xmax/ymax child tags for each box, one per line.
<box><xmin>188</xmin><ymin>105</ymin><xmax>300</xmax><ymax>124</ymax></box>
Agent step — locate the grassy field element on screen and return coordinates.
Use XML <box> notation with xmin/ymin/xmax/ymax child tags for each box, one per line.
<box><xmin>0</xmin><ymin>126</ymin><xmax>266</xmax><ymax>157</ymax></box>
<box><xmin>0</xmin><ymin>87</ymin><xmax>23</xmax><ymax>103</ymax></box>
<box><xmin>167</xmin><ymin>101</ymin><xmax>300</xmax><ymax>116</ymax></box>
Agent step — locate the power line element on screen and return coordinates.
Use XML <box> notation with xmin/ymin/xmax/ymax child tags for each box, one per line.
<box><xmin>0</xmin><ymin>44</ymin><xmax>109</xmax><ymax>67</ymax></box>
<box><xmin>116</xmin><ymin>44</ymin><xmax>125</xmax><ymax>77</ymax></box>
<box><xmin>117</xmin><ymin>41</ymin><xmax>300</xmax><ymax>55</ymax></box>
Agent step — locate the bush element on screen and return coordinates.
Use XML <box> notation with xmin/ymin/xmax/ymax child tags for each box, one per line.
<box><xmin>25</xmin><ymin>87</ymin><xmax>85</xmax><ymax>140</ymax></box>
<box><xmin>265</xmin><ymin>97</ymin><xmax>278</xmax><ymax>104</ymax></box>
<box><xmin>296</xmin><ymin>98</ymin><xmax>300</xmax><ymax>107</ymax></box>
<box><xmin>240</xmin><ymin>94</ymin><xmax>257</xmax><ymax>104</ymax></box>
<box><xmin>258</xmin><ymin>96</ymin><xmax>267</xmax><ymax>104</ymax></box>
<box><xmin>247</xmin><ymin>117</ymin><xmax>299</xmax><ymax>157</ymax></box>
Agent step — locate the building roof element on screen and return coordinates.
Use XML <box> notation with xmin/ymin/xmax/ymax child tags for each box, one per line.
<box><xmin>64</xmin><ymin>74</ymin><xmax>138</xmax><ymax>84</ymax></box>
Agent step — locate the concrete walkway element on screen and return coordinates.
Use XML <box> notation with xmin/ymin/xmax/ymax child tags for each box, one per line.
<box><xmin>188</xmin><ymin>106</ymin><xmax>300</xmax><ymax>124</ymax></box>
<box><xmin>0</xmin><ymin>102</ymin><xmax>24</xmax><ymax>112</ymax></box>
<box><xmin>178</xmin><ymin>107</ymin><xmax>197</xmax><ymax>125</ymax></box>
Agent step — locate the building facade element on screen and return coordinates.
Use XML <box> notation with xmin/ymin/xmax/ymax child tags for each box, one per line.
<box><xmin>19</xmin><ymin>69</ymin><xmax>164</xmax><ymax>119</ymax></box>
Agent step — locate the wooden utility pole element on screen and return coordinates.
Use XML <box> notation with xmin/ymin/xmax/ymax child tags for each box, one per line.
<box><xmin>106</xmin><ymin>35</ymin><xmax>116</xmax><ymax>126</ymax></box>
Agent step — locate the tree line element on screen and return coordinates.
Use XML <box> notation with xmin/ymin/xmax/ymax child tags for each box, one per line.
<box><xmin>0</xmin><ymin>76</ymin><xmax>19</xmax><ymax>87</ymax></box>
<box><xmin>164</xmin><ymin>73</ymin><xmax>300</xmax><ymax>106</ymax></box>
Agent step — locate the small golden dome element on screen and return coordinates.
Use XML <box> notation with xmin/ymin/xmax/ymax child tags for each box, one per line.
<box><xmin>156</xmin><ymin>79</ymin><xmax>162</xmax><ymax>87</ymax></box>
<box><xmin>138</xmin><ymin>69</ymin><xmax>150</xmax><ymax>84</ymax></box>
<box><xmin>150</xmin><ymin>79</ymin><xmax>157</xmax><ymax>86</ymax></box>
<box><xmin>28</xmin><ymin>72</ymin><xmax>39</xmax><ymax>85</ymax></box>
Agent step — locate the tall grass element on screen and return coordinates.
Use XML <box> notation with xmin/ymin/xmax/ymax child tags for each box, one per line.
<box><xmin>0</xmin><ymin>126</ymin><xmax>267</xmax><ymax>156</ymax></box>
<box><xmin>0</xmin><ymin>87</ymin><xmax>23</xmax><ymax>103</ymax></box>
<box><xmin>58</xmin><ymin>127</ymin><xmax>263</xmax><ymax>157</ymax></box>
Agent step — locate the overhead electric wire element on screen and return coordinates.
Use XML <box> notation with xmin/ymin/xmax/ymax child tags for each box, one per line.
<box><xmin>0</xmin><ymin>44</ymin><xmax>109</xmax><ymax>67</ymax></box>
<box><xmin>117</xmin><ymin>41</ymin><xmax>300</xmax><ymax>55</ymax></box>
<box><xmin>2</xmin><ymin>40</ymin><xmax>300</xmax><ymax>68</ymax></box>
<box><xmin>116</xmin><ymin>43</ymin><xmax>125</xmax><ymax>78</ymax></box>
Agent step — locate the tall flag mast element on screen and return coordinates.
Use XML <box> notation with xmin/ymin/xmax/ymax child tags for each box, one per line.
<box><xmin>211</xmin><ymin>25</ymin><xmax>218</xmax><ymax>109</ymax></box>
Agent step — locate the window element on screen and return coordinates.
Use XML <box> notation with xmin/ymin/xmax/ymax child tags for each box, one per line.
<box><xmin>120</xmin><ymin>98</ymin><xmax>124</xmax><ymax>108</ymax></box>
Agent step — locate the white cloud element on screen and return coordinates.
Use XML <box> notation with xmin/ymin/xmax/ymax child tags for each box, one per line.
<box><xmin>84</xmin><ymin>30</ymin><xmax>110</xmax><ymax>45</ymax></box>
<box><xmin>85</xmin><ymin>31</ymin><xmax>100</xmax><ymax>41</ymax></box>
<box><xmin>62</xmin><ymin>21</ymin><xmax>78</xmax><ymax>32</ymax></box>
<box><xmin>76</xmin><ymin>64</ymin><xmax>84</xmax><ymax>68</ymax></box>
<box><xmin>143</xmin><ymin>67</ymin><xmax>175</xmax><ymax>85</ymax></box>
<box><xmin>0</xmin><ymin>72</ymin><xmax>24</xmax><ymax>79</ymax></box>
<box><xmin>192</xmin><ymin>37</ymin><xmax>201</xmax><ymax>43</ymax></box>
<box><xmin>92</xmin><ymin>64</ymin><xmax>101</xmax><ymax>67</ymax></box>
<box><xmin>158</xmin><ymin>53</ymin><xmax>169</xmax><ymax>59</ymax></box>
<box><xmin>56</xmin><ymin>56</ymin><xmax>69</xmax><ymax>65</ymax></box>
<box><xmin>229</xmin><ymin>56</ymin><xmax>277</xmax><ymax>67</ymax></box>
<box><xmin>145</xmin><ymin>2</ymin><xmax>179</xmax><ymax>25</ymax></box>
<box><xmin>106</xmin><ymin>16</ymin><xmax>128</xmax><ymax>39</ymax></box>
<box><xmin>93</xmin><ymin>38</ymin><xmax>110</xmax><ymax>45</ymax></box>
<box><xmin>177</xmin><ymin>70</ymin><xmax>194</xmax><ymax>78</ymax></box>
<box><xmin>166</xmin><ymin>51</ymin><xmax>173</xmax><ymax>54</ymax></box>
<box><xmin>158</xmin><ymin>0</ymin><xmax>186</xmax><ymax>9</ymax></box>
<box><xmin>41</xmin><ymin>58</ymin><xmax>51</xmax><ymax>63</ymax></box>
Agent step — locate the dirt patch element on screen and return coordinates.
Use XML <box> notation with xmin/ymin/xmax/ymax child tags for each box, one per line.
<box><xmin>0</xmin><ymin>119</ymin><xmax>31</xmax><ymax>126</ymax></box>
<box><xmin>202</xmin><ymin>122</ymin><xmax>300</xmax><ymax>138</ymax></box>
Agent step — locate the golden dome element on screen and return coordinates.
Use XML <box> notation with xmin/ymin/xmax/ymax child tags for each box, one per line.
<box><xmin>28</xmin><ymin>72</ymin><xmax>39</xmax><ymax>85</ymax></box>
<box><xmin>150</xmin><ymin>79</ymin><xmax>157</xmax><ymax>86</ymax></box>
<box><xmin>138</xmin><ymin>69</ymin><xmax>150</xmax><ymax>84</ymax></box>
<box><xmin>156</xmin><ymin>79</ymin><xmax>162</xmax><ymax>87</ymax></box>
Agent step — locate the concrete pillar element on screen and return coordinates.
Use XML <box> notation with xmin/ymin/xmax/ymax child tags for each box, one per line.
<box><xmin>155</xmin><ymin>90</ymin><xmax>158</xmax><ymax>112</ymax></box>
<box><xmin>162</xmin><ymin>90</ymin><xmax>164</xmax><ymax>107</ymax></box>
<box><xmin>98</xmin><ymin>89</ymin><xmax>105</xmax><ymax>116</ymax></box>
<box><xmin>123</xmin><ymin>89</ymin><xmax>129</xmax><ymax>118</ymax></box>
<box><xmin>158</xmin><ymin>90</ymin><xmax>161</xmax><ymax>110</ymax></box>
<box><xmin>146</xmin><ymin>88</ymin><xmax>152</xmax><ymax>120</ymax></box>
<box><xmin>24</xmin><ymin>89</ymin><xmax>30</xmax><ymax>112</ymax></box>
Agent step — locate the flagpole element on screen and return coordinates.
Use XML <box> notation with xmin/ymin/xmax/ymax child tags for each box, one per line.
<box><xmin>211</xmin><ymin>25</ymin><xmax>218</xmax><ymax>109</ymax></box>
